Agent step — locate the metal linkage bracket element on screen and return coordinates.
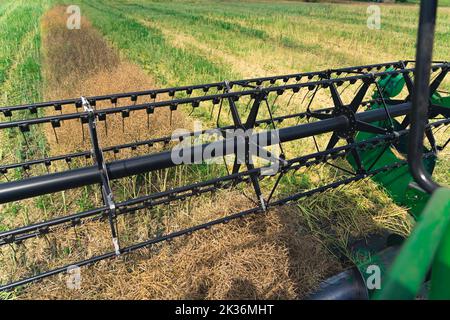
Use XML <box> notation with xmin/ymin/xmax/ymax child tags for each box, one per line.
<box><xmin>82</xmin><ymin>97</ymin><xmax>121</xmax><ymax>256</ymax></box>
<box><xmin>224</xmin><ymin>82</ymin><xmax>268</xmax><ymax>211</ymax></box>
<box><xmin>324</xmin><ymin>79</ymin><xmax>375</xmax><ymax>174</ymax></box>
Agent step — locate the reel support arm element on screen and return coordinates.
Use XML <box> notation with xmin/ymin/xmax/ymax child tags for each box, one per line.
<box><xmin>408</xmin><ymin>0</ymin><xmax>440</xmax><ymax>194</ymax></box>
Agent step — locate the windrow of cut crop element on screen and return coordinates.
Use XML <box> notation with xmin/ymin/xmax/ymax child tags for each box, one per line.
<box><xmin>77</xmin><ymin>0</ymin><xmax>235</xmax><ymax>86</ymax></box>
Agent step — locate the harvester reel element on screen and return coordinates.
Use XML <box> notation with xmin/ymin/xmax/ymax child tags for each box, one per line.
<box><xmin>0</xmin><ymin>60</ymin><xmax>448</xmax><ymax>292</ymax></box>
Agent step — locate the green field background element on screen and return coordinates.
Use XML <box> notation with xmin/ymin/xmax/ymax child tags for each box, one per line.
<box><xmin>1</xmin><ymin>0</ymin><xmax>449</xmax><ymax>102</ymax></box>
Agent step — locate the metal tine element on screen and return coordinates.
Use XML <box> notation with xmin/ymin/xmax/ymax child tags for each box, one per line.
<box><xmin>285</xmin><ymin>89</ymin><xmax>298</xmax><ymax>113</ymax></box>
<box><xmin>1</xmin><ymin>171</ymin><xmax>9</xmax><ymax>182</ymax></box>
<box><xmin>216</xmin><ymin>94</ymin><xmax>225</xmax><ymax>128</ymax></box>
<box><xmin>44</xmin><ymin>160</ymin><xmax>51</xmax><ymax>174</ymax></box>
<box><xmin>210</xmin><ymin>96</ymin><xmax>221</xmax><ymax>120</ymax></box>
<box><xmin>1</xmin><ymin>108</ymin><xmax>13</xmax><ymax>122</ymax></box>
<box><xmin>120</xmin><ymin>96</ymin><xmax>132</xmax><ymax>134</ymax></box>
<box><xmin>301</xmin><ymin>85</ymin><xmax>320</xmax><ymax>142</ymax></box>
<box><xmin>22</xmin><ymin>164</ymin><xmax>31</xmax><ymax>178</ymax></box>
<box><xmin>28</xmin><ymin>106</ymin><xmax>38</xmax><ymax>118</ymax></box>
<box><xmin>131</xmin><ymin>94</ymin><xmax>138</xmax><ymax>105</ymax></box>
<box><xmin>296</xmin><ymin>85</ymin><xmax>318</xmax><ymax>125</ymax></box>
<box><xmin>119</xmin><ymin>95</ymin><xmax>138</xmax><ymax>134</ymax></box>
<box><xmin>66</xmin><ymin>157</ymin><xmax>72</xmax><ymax>170</ymax></box>
<box><xmin>244</xmin><ymin>95</ymin><xmax>253</xmax><ymax>113</ymax></box>
<box><xmin>7</xmin><ymin>243</ymin><xmax>19</xmax><ymax>265</ymax></box>
<box><xmin>20</xmin><ymin>129</ymin><xmax>31</xmax><ymax>158</ymax></box>
<box><xmin>80</xmin><ymin>119</ymin><xmax>85</xmax><ymax>142</ymax></box>
<box><xmin>270</xmin><ymin>92</ymin><xmax>280</xmax><ymax>113</ymax></box>
<box><xmin>300</xmin><ymin>86</ymin><xmax>312</xmax><ymax>106</ymax></box>
<box><xmin>263</xmin><ymin>95</ymin><xmax>286</xmax><ymax>156</ymax></box>
<box><xmin>51</xmin><ymin>119</ymin><xmax>60</xmax><ymax>144</ymax></box>
<box><xmin>111</xmin><ymin>96</ymin><xmax>118</xmax><ymax>108</ymax></box>
<box><xmin>267</xmin><ymin>170</ymin><xmax>285</xmax><ymax>204</ymax></box>
<box><xmin>147</xmin><ymin>95</ymin><xmax>157</xmax><ymax>131</ymax></box>
<box><xmin>166</xmin><ymin>89</ymin><xmax>176</xmax><ymax>126</ymax></box>
<box><xmin>187</xmin><ymin>93</ymin><xmax>198</xmax><ymax>117</ymax></box>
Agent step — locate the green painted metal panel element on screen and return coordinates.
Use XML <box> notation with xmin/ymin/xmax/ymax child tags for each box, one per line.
<box><xmin>351</xmin><ymin>127</ymin><xmax>435</xmax><ymax>217</ymax></box>
<box><xmin>374</xmin><ymin>188</ymin><xmax>450</xmax><ymax>300</ymax></box>
<box><xmin>430</xmin><ymin>199</ymin><xmax>450</xmax><ymax>299</ymax></box>
<box><xmin>349</xmin><ymin>71</ymin><xmax>449</xmax><ymax>217</ymax></box>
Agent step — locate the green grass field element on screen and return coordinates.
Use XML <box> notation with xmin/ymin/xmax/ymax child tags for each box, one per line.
<box><xmin>0</xmin><ymin>0</ymin><xmax>51</xmax><ymax>180</ymax></box>
<box><xmin>72</xmin><ymin>0</ymin><xmax>450</xmax><ymax>87</ymax></box>
<box><xmin>2</xmin><ymin>0</ymin><xmax>449</xmax><ymax>104</ymax></box>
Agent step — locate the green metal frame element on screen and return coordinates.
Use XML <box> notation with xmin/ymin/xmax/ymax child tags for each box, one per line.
<box><xmin>350</xmin><ymin>72</ymin><xmax>448</xmax><ymax>217</ymax></box>
<box><xmin>349</xmin><ymin>72</ymin><xmax>450</xmax><ymax>299</ymax></box>
<box><xmin>375</xmin><ymin>188</ymin><xmax>450</xmax><ymax>300</ymax></box>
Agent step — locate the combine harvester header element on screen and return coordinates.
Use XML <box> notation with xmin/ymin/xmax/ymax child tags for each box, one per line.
<box><xmin>0</xmin><ymin>0</ymin><xmax>449</xmax><ymax>299</ymax></box>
